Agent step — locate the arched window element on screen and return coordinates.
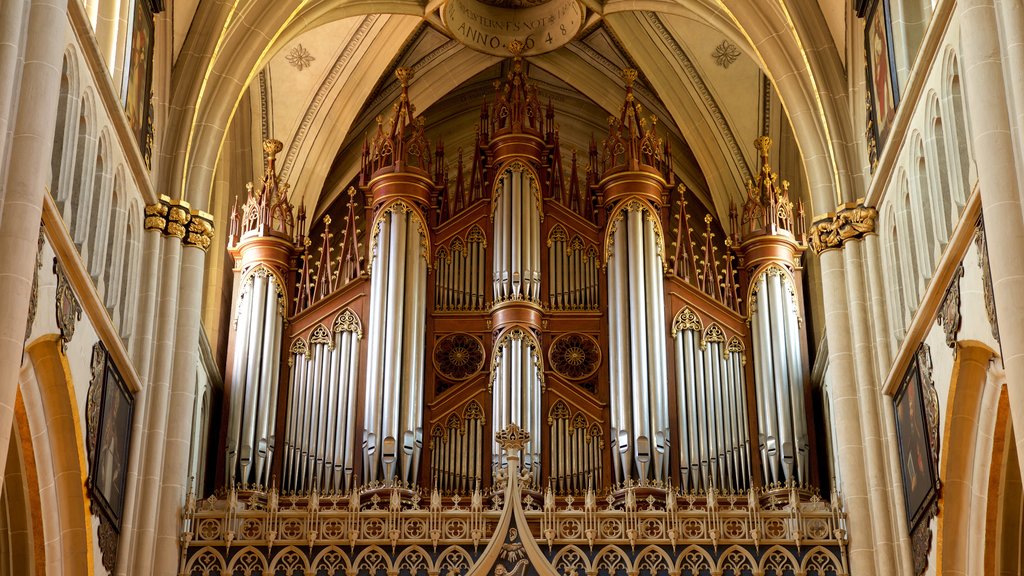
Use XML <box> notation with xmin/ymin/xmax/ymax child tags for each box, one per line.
<box><xmin>911</xmin><ymin>137</ymin><xmax>936</xmax><ymax>270</ymax></box>
<box><xmin>87</xmin><ymin>134</ymin><xmax>113</xmax><ymax>279</ymax></box>
<box><xmin>66</xmin><ymin>95</ymin><xmax>95</xmax><ymax>237</ymax></box>
<box><xmin>947</xmin><ymin>56</ymin><xmax>973</xmax><ymax>200</ymax></box>
<box><xmin>50</xmin><ymin>53</ymin><xmax>78</xmax><ymax>203</ymax></box>
<box><xmin>104</xmin><ymin>170</ymin><xmax>127</xmax><ymax>310</ymax></box>
<box><xmin>119</xmin><ymin>204</ymin><xmax>140</xmax><ymax>339</ymax></box>
<box><xmin>883</xmin><ymin>206</ymin><xmax>907</xmax><ymax>340</ymax></box>
<box><xmin>926</xmin><ymin>97</ymin><xmax>953</xmax><ymax>243</ymax></box>
<box><xmin>898</xmin><ymin>176</ymin><xmax>920</xmax><ymax>318</ymax></box>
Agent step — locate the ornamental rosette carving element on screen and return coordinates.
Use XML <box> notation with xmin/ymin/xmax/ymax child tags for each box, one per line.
<box><xmin>807</xmin><ymin>202</ymin><xmax>878</xmax><ymax>254</ymax></box>
<box><xmin>548</xmin><ymin>333</ymin><xmax>600</xmax><ymax>380</ymax></box>
<box><xmin>434</xmin><ymin>333</ymin><xmax>486</xmax><ymax>381</ymax></box>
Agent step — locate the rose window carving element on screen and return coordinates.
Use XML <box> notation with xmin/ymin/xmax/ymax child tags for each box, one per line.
<box><xmin>549</xmin><ymin>333</ymin><xmax>601</xmax><ymax>379</ymax></box>
<box><xmin>434</xmin><ymin>333</ymin><xmax>485</xmax><ymax>380</ymax></box>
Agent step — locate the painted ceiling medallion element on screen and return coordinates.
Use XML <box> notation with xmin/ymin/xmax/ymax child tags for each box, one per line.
<box><xmin>434</xmin><ymin>333</ymin><xmax>486</xmax><ymax>380</ymax></box>
<box><xmin>441</xmin><ymin>0</ymin><xmax>584</xmax><ymax>56</ymax></box>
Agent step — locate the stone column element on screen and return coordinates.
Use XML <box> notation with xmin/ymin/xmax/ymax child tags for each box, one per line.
<box><xmin>842</xmin><ymin>238</ymin><xmax>899</xmax><ymax>576</ymax></box>
<box><xmin>816</xmin><ymin>247</ymin><xmax>877</xmax><ymax>576</ymax></box>
<box><xmin>129</xmin><ymin>200</ymin><xmax>184</xmax><ymax>575</ymax></box>
<box><xmin>958</xmin><ymin>0</ymin><xmax>1024</xmax><ymax>473</ymax></box>
<box><xmin>154</xmin><ymin>221</ymin><xmax>212</xmax><ymax>573</ymax></box>
<box><xmin>863</xmin><ymin>233</ymin><xmax>915</xmax><ymax>576</ymax></box>
<box><xmin>0</xmin><ymin>0</ymin><xmax>70</xmax><ymax>489</ymax></box>
<box><xmin>115</xmin><ymin>226</ymin><xmax>164</xmax><ymax>576</ymax></box>
<box><xmin>0</xmin><ymin>0</ymin><xmax>26</xmax><ymax>172</ymax></box>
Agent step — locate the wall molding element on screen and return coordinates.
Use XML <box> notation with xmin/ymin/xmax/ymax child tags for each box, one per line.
<box><xmin>882</xmin><ymin>185</ymin><xmax>981</xmax><ymax>396</ymax></box>
<box><xmin>42</xmin><ymin>192</ymin><xmax>143</xmax><ymax>393</ymax></box>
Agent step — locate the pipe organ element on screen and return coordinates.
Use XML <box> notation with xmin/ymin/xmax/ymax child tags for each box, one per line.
<box><xmin>218</xmin><ymin>53</ymin><xmax>818</xmax><ymax>504</ymax></box>
<box><xmin>672</xmin><ymin>308</ymin><xmax>752</xmax><ymax>492</ymax></box>
<box><xmin>224</xmin><ymin>139</ymin><xmax>296</xmax><ymax>487</ymax></box>
<box><xmin>281</xmin><ymin>309</ymin><xmax>362</xmax><ymax>492</ymax></box>
<box><xmin>489</xmin><ymin>328</ymin><xmax>543</xmax><ymax>477</ymax></box>
<box><xmin>363</xmin><ymin>201</ymin><xmax>429</xmax><ymax>484</ymax></box>
<box><xmin>734</xmin><ymin>136</ymin><xmax>811</xmax><ymax>488</ymax></box>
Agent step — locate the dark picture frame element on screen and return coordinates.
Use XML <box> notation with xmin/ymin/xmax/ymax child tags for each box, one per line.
<box><xmin>893</xmin><ymin>345</ymin><xmax>939</xmax><ymax>533</ymax></box>
<box><xmin>87</xmin><ymin>347</ymin><xmax>134</xmax><ymax>530</ymax></box>
<box><xmin>864</xmin><ymin>0</ymin><xmax>900</xmax><ymax>154</ymax></box>
<box><xmin>120</xmin><ymin>0</ymin><xmax>155</xmax><ymax>159</ymax></box>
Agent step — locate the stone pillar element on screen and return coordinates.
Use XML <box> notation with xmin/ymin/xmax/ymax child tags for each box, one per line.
<box><xmin>958</xmin><ymin>0</ymin><xmax>1024</xmax><ymax>474</ymax></box>
<box><xmin>154</xmin><ymin>220</ymin><xmax>213</xmax><ymax>572</ymax></box>
<box><xmin>0</xmin><ymin>0</ymin><xmax>26</xmax><ymax>173</ymax></box>
<box><xmin>809</xmin><ymin>202</ymin><xmax>911</xmax><ymax>576</ymax></box>
<box><xmin>864</xmin><ymin>233</ymin><xmax>915</xmax><ymax>576</ymax></box>
<box><xmin>0</xmin><ymin>0</ymin><xmax>70</xmax><ymax>489</ymax></box>
<box><xmin>816</xmin><ymin>247</ymin><xmax>877</xmax><ymax>576</ymax></box>
<box><xmin>129</xmin><ymin>203</ymin><xmax>183</xmax><ymax>575</ymax></box>
<box><xmin>842</xmin><ymin>238</ymin><xmax>899</xmax><ymax>576</ymax></box>
<box><xmin>115</xmin><ymin>226</ymin><xmax>164</xmax><ymax>576</ymax></box>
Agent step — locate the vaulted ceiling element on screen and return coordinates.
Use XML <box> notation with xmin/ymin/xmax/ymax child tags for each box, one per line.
<box><xmin>180</xmin><ymin>4</ymin><xmax>830</xmax><ymax>225</ymax></box>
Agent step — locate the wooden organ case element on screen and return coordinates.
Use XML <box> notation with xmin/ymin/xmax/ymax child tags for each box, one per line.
<box><xmin>194</xmin><ymin>47</ymin><xmax>849</xmax><ymax>576</ymax></box>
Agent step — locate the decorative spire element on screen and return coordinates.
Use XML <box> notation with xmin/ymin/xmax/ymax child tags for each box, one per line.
<box><xmin>231</xmin><ymin>138</ymin><xmax>296</xmax><ymax>243</ymax></box>
<box><xmin>490</xmin><ymin>44</ymin><xmax>544</xmax><ymax>135</ymax></box>
<box><xmin>740</xmin><ymin>136</ymin><xmax>796</xmax><ymax>238</ymax></box>
<box><xmin>363</xmin><ymin>68</ymin><xmax>434</xmax><ymax>178</ymax></box>
<box><xmin>600</xmin><ymin>69</ymin><xmax>668</xmax><ymax>177</ymax></box>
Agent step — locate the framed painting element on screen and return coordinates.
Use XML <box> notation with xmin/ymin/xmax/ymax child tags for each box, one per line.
<box><xmin>893</xmin><ymin>344</ymin><xmax>939</xmax><ymax>553</ymax></box>
<box><xmin>121</xmin><ymin>0</ymin><xmax>155</xmax><ymax>160</ymax></box>
<box><xmin>87</xmin><ymin>347</ymin><xmax>134</xmax><ymax>529</ymax></box>
<box><xmin>864</xmin><ymin>0</ymin><xmax>900</xmax><ymax>154</ymax></box>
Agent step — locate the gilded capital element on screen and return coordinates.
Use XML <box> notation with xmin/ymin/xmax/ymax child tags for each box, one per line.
<box><xmin>807</xmin><ymin>201</ymin><xmax>878</xmax><ymax>254</ymax></box>
<box><xmin>184</xmin><ymin>210</ymin><xmax>216</xmax><ymax>251</ymax></box>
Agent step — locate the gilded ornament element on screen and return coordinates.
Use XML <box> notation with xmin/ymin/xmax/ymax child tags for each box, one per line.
<box><xmin>549</xmin><ymin>333</ymin><xmax>601</xmax><ymax>380</ymax></box>
<box><xmin>53</xmin><ymin>257</ymin><xmax>82</xmax><ymax>351</ymax></box>
<box><xmin>672</xmin><ymin>307</ymin><xmax>702</xmax><ymax>335</ymax></box>
<box><xmin>166</xmin><ymin>204</ymin><xmax>190</xmax><ymax>239</ymax></box>
<box><xmin>936</xmin><ymin>264</ymin><xmax>963</xmax><ymax>349</ymax></box>
<box><xmin>434</xmin><ymin>333</ymin><xmax>486</xmax><ymax>381</ymax></box>
<box><xmin>701</xmin><ymin>323</ymin><xmax>726</xmax><ymax>349</ymax></box>
<box><xmin>184</xmin><ymin>211</ymin><xmax>215</xmax><ymax>251</ymax></box>
<box><xmin>144</xmin><ymin>198</ymin><xmax>169</xmax><ymax>231</ymax></box>
<box><xmin>333</xmin><ymin>308</ymin><xmax>363</xmax><ymax>338</ymax></box>
<box><xmin>973</xmin><ymin>217</ymin><xmax>1000</xmax><ymax>342</ymax></box>
<box><xmin>309</xmin><ymin>324</ymin><xmax>334</xmax><ymax>349</ymax></box>
<box><xmin>807</xmin><ymin>202</ymin><xmax>878</xmax><ymax>254</ymax></box>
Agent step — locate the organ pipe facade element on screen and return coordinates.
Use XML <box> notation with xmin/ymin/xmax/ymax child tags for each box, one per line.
<box><xmin>735</xmin><ymin>136</ymin><xmax>812</xmax><ymax>488</ymax></box>
<box><xmin>223</xmin><ymin>139</ymin><xmax>298</xmax><ymax>488</ymax></box>
<box><xmin>216</xmin><ymin>56</ymin><xmax>820</xmax><ymax>505</ymax></box>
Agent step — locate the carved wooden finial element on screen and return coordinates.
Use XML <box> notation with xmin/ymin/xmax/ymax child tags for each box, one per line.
<box><xmin>263</xmin><ymin>138</ymin><xmax>283</xmax><ymax>158</ymax></box>
<box><xmin>395</xmin><ymin>67</ymin><xmax>414</xmax><ymax>88</ymax></box>
<box><xmin>508</xmin><ymin>39</ymin><xmax>525</xmax><ymax>58</ymax></box>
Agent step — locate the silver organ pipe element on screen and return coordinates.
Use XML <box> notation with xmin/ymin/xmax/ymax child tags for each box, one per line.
<box><xmin>436</xmin><ymin>231</ymin><xmax>486</xmax><ymax>311</ymax></box>
<box><xmin>548</xmin><ymin>402</ymin><xmax>604</xmax><ymax>494</ymax></box>
<box><xmin>606</xmin><ymin>202</ymin><xmax>669</xmax><ymax>483</ymax></box>
<box><xmin>430</xmin><ymin>402</ymin><xmax>484</xmax><ymax>493</ymax></box>
<box><xmin>225</xmin><ymin>269</ymin><xmax>286</xmax><ymax>487</ymax></box>
<box><xmin>364</xmin><ymin>202</ymin><xmax>428</xmax><ymax>485</ymax></box>
<box><xmin>749</xmin><ymin>266</ymin><xmax>809</xmax><ymax>486</ymax></box>
<box><xmin>672</xmin><ymin>308</ymin><xmax>752</xmax><ymax>492</ymax></box>
<box><xmin>492</xmin><ymin>163</ymin><xmax>542</xmax><ymax>303</ymax></box>
<box><xmin>490</xmin><ymin>328</ymin><xmax>543</xmax><ymax>478</ymax></box>
<box><xmin>548</xmin><ymin>228</ymin><xmax>599</xmax><ymax>311</ymax></box>
<box><xmin>281</xmin><ymin>311</ymin><xmax>363</xmax><ymax>492</ymax></box>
